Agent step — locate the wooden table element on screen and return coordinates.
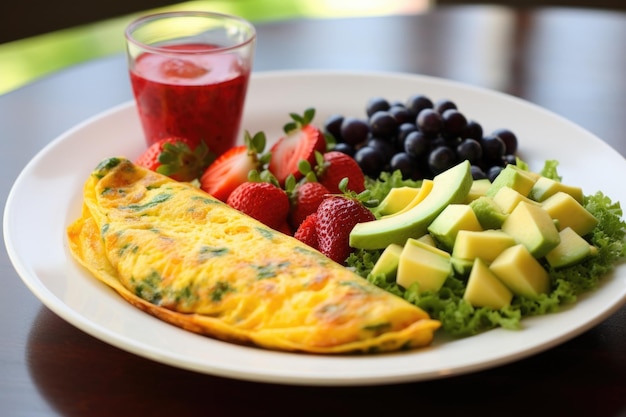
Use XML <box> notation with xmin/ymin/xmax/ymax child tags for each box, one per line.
<box><xmin>1</xmin><ymin>6</ymin><xmax>625</xmax><ymax>416</ymax></box>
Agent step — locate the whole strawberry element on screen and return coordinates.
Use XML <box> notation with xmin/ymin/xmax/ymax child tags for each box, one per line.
<box><xmin>293</xmin><ymin>213</ymin><xmax>319</xmax><ymax>249</ymax></box>
<box><xmin>268</xmin><ymin>108</ymin><xmax>326</xmax><ymax>186</ymax></box>
<box><xmin>316</xmin><ymin>151</ymin><xmax>366</xmax><ymax>194</ymax></box>
<box><xmin>226</xmin><ymin>181</ymin><xmax>290</xmax><ymax>230</ymax></box>
<box><xmin>135</xmin><ymin>136</ymin><xmax>213</xmax><ymax>182</ymax></box>
<box><xmin>315</xmin><ymin>195</ymin><xmax>375</xmax><ymax>264</ymax></box>
<box><xmin>289</xmin><ymin>181</ymin><xmax>331</xmax><ymax>230</ymax></box>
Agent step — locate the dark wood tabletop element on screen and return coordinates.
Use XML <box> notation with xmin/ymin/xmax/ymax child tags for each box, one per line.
<box><xmin>1</xmin><ymin>5</ymin><xmax>625</xmax><ymax>416</ymax></box>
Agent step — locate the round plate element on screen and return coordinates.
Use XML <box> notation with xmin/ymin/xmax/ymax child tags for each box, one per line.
<box><xmin>4</xmin><ymin>70</ymin><xmax>626</xmax><ymax>386</ymax></box>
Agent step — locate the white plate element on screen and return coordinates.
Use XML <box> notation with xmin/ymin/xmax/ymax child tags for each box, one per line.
<box><xmin>5</xmin><ymin>70</ymin><xmax>626</xmax><ymax>386</ymax></box>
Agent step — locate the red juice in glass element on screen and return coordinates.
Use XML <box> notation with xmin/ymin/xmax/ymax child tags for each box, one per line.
<box><xmin>129</xmin><ymin>43</ymin><xmax>250</xmax><ymax>157</ymax></box>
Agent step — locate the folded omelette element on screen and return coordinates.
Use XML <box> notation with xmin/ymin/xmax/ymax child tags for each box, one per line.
<box><xmin>67</xmin><ymin>157</ymin><xmax>440</xmax><ymax>354</ymax></box>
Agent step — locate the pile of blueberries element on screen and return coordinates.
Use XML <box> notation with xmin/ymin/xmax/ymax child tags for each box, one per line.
<box><xmin>323</xmin><ymin>94</ymin><xmax>519</xmax><ymax>182</ymax></box>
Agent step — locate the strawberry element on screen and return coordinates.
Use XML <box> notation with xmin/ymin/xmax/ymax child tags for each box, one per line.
<box><xmin>268</xmin><ymin>108</ymin><xmax>326</xmax><ymax>186</ymax></box>
<box><xmin>315</xmin><ymin>195</ymin><xmax>376</xmax><ymax>264</ymax></box>
<box><xmin>293</xmin><ymin>213</ymin><xmax>319</xmax><ymax>249</ymax></box>
<box><xmin>226</xmin><ymin>181</ymin><xmax>290</xmax><ymax>230</ymax></box>
<box><xmin>316</xmin><ymin>151</ymin><xmax>366</xmax><ymax>194</ymax></box>
<box><xmin>288</xmin><ymin>181</ymin><xmax>331</xmax><ymax>230</ymax></box>
<box><xmin>200</xmin><ymin>131</ymin><xmax>269</xmax><ymax>202</ymax></box>
<box><xmin>135</xmin><ymin>136</ymin><xmax>213</xmax><ymax>182</ymax></box>
<box><xmin>276</xmin><ymin>221</ymin><xmax>294</xmax><ymax>236</ymax></box>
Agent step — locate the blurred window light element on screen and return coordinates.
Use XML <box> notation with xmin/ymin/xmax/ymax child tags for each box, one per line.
<box><xmin>0</xmin><ymin>0</ymin><xmax>431</xmax><ymax>95</ymax></box>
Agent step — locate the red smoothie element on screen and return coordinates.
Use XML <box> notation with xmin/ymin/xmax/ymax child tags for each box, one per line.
<box><xmin>129</xmin><ymin>43</ymin><xmax>250</xmax><ymax>157</ymax></box>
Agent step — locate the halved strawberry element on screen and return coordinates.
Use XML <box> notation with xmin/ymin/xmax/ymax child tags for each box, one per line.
<box><xmin>135</xmin><ymin>136</ymin><xmax>213</xmax><ymax>182</ymax></box>
<box><xmin>268</xmin><ymin>108</ymin><xmax>326</xmax><ymax>186</ymax></box>
<box><xmin>199</xmin><ymin>131</ymin><xmax>268</xmax><ymax>202</ymax></box>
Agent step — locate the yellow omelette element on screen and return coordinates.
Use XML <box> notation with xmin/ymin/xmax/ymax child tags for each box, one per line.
<box><xmin>67</xmin><ymin>157</ymin><xmax>440</xmax><ymax>354</ymax></box>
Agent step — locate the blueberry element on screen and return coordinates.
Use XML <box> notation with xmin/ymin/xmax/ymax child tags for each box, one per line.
<box><xmin>340</xmin><ymin>117</ymin><xmax>370</xmax><ymax>146</ymax></box>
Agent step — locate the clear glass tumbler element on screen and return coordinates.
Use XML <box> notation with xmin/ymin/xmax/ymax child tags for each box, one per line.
<box><xmin>125</xmin><ymin>11</ymin><xmax>256</xmax><ymax>157</ymax></box>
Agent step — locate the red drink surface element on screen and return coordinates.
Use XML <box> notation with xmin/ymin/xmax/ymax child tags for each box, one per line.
<box><xmin>129</xmin><ymin>43</ymin><xmax>250</xmax><ymax>157</ymax></box>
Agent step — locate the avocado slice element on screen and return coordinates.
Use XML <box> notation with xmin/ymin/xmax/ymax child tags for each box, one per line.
<box><xmin>486</xmin><ymin>164</ymin><xmax>537</xmax><ymax>198</ymax></box>
<box><xmin>464</xmin><ymin>258</ymin><xmax>513</xmax><ymax>309</ymax></box>
<box><xmin>416</xmin><ymin>233</ymin><xmax>437</xmax><ymax>247</ymax></box>
<box><xmin>464</xmin><ymin>178</ymin><xmax>491</xmax><ymax>203</ymax></box>
<box><xmin>383</xmin><ymin>179</ymin><xmax>434</xmax><ymax>218</ymax></box>
<box><xmin>545</xmin><ymin>227</ymin><xmax>595</xmax><ymax>269</ymax></box>
<box><xmin>492</xmin><ymin>186</ymin><xmax>540</xmax><ymax>214</ymax></box>
<box><xmin>396</xmin><ymin>238</ymin><xmax>452</xmax><ymax>293</ymax></box>
<box><xmin>370</xmin><ymin>243</ymin><xmax>403</xmax><ymax>279</ymax></box>
<box><xmin>529</xmin><ymin>176</ymin><xmax>584</xmax><ymax>204</ymax></box>
<box><xmin>452</xmin><ymin>229</ymin><xmax>517</xmax><ymax>263</ymax></box>
<box><xmin>489</xmin><ymin>244</ymin><xmax>550</xmax><ymax>299</ymax></box>
<box><xmin>375</xmin><ymin>186</ymin><xmax>421</xmax><ymax>216</ymax></box>
<box><xmin>349</xmin><ymin>161</ymin><xmax>472</xmax><ymax>249</ymax></box>
<box><xmin>451</xmin><ymin>256</ymin><xmax>474</xmax><ymax>278</ymax></box>
<box><xmin>541</xmin><ymin>191</ymin><xmax>598</xmax><ymax>236</ymax></box>
<box><xmin>427</xmin><ymin>204</ymin><xmax>482</xmax><ymax>251</ymax></box>
<box><xmin>469</xmin><ymin>196</ymin><xmax>508</xmax><ymax>229</ymax></box>
<box><xmin>501</xmin><ymin>201</ymin><xmax>561</xmax><ymax>258</ymax></box>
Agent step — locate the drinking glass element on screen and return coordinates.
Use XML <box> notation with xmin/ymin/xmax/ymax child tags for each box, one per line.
<box><xmin>125</xmin><ymin>11</ymin><xmax>256</xmax><ymax>157</ymax></box>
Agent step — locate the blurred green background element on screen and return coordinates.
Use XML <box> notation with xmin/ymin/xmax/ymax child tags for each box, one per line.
<box><xmin>0</xmin><ymin>0</ymin><xmax>429</xmax><ymax>95</ymax></box>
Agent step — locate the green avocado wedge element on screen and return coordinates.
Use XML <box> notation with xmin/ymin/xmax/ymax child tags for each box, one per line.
<box><xmin>349</xmin><ymin>160</ymin><xmax>473</xmax><ymax>249</ymax></box>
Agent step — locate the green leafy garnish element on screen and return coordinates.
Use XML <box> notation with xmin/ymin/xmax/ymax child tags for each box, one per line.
<box><xmin>346</xmin><ymin>161</ymin><xmax>626</xmax><ymax>337</ymax></box>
